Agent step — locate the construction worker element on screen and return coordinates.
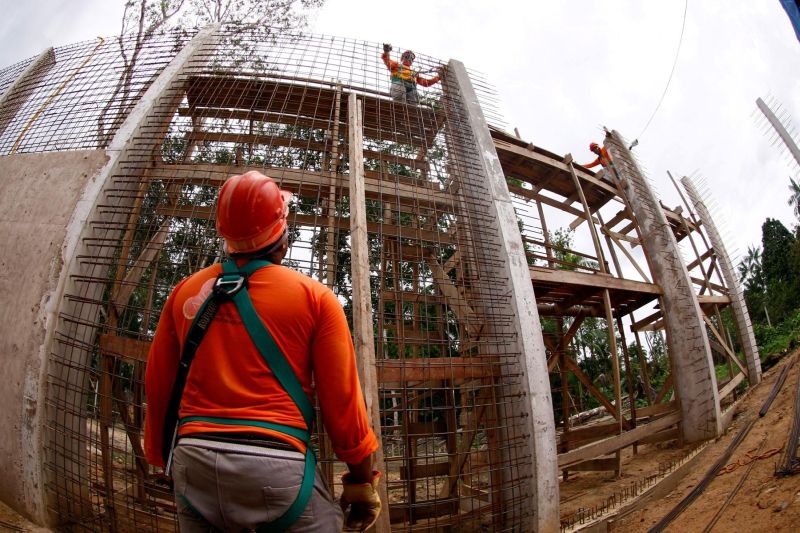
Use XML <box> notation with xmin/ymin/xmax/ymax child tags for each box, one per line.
<box><xmin>144</xmin><ymin>171</ymin><xmax>381</xmax><ymax>532</ymax></box>
<box><xmin>582</xmin><ymin>142</ymin><xmax>612</xmax><ymax>170</ymax></box>
<box><xmin>382</xmin><ymin>43</ymin><xmax>443</xmax><ymax>104</ymax></box>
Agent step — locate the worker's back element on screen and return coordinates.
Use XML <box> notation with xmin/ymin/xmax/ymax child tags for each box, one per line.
<box><xmin>145</xmin><ymin>261</ymin><xmax>373</xmax><ymax>463</ymax></box>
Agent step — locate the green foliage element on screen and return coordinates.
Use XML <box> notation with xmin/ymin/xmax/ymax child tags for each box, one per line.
<box><xmin>788</xmin><ymin>177</ymin><xmax>800</xmax><ymax>221</ymax></box>
<box><xmin>760</xmin><ymin>218</ymin><xmax>800</xmax><ymax>325</ymax></box>
<box><xmin>754</xmin><ymin>309</ymin><xmax>800</xmax><ymax>361</ymax></box>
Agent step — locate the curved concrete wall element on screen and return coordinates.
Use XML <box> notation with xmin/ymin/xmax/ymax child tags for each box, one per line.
<box><xmin>0</xmin><ymin>149</ymin><xmax>109</xmax><ymax>523</ymax></box>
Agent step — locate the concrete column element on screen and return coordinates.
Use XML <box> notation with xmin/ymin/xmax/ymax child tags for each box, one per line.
<box><xmin>0</xmin><ymin>48</ymin><xmax>56</xmax><ymax>141</ymax></box>
<box><xmin>446</xmin><ymin>59</ymin><xmax>559</xmax><ymax>532</ymax></box>
<box><xmin>4</xmin><ymin>25</ymin><xmax>219</xmax><ymax>526</ymax></box>
<box><xmin>604</xmin><ymin>130</ymin><xmax>721</xmax><ymax>443</ymax></box>
<box><xmin>681</xmin><ymin>176</ymin><xmax>761</xmax><ymax>385</ymax></box>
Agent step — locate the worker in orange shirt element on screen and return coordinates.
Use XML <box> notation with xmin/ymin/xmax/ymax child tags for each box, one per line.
<box><xmin>582</xmin><ymin>142</ymin><xmax>612</xmax><ymax>170</ymax></box>
<box><xmin>382</xmin><ymin>43</ymin><xmax>443</xmax><ymax>104</ymax></box>
<box><xmin>144</xmin><ymin>171</ymin><xmax>381</xmax><ymax>532</ymax></box>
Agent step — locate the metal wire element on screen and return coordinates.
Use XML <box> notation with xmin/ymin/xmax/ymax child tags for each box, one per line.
<box><xmin>12</xmin><ymin>26</ymin><xmax>527</xmax><ymax>532</ymax></box>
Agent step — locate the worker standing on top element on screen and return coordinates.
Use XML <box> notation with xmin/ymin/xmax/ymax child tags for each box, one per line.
<box><xmin>582</xmin><ymin>142</ymin><xmax>612</xmax><ymax>170</ymax></box>
<box><xmin>382</xmin><ymin>43</ymin><xmax>443</xmax><ymax>104</ymax></box>
<box><xmin>144</xmin><ymin>171</ymin><xmax>381</xmax><ymax>532</ymax></box>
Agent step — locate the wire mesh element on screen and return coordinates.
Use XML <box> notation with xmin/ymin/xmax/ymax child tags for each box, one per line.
<box><xmin>38</xmin><ymin>26</ymin><xmax>529</xmax><ymax>531</ymax></box>
<box><xmin>0</xmin><ymin>31</ymin><xmax>194</xmax><ymax>155</ymax></box>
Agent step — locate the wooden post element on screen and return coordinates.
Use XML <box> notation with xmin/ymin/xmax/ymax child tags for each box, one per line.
<box><xmin>348</xmin><ymin>93</ymin><xmax>390</xmax><ymax>533</ymax></box>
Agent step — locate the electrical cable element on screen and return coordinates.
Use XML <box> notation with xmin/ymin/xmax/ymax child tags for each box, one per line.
<box><xmin>631</xmin><ymin>0</ymin><xmax>688</xmax><ymax>146</ymax></box>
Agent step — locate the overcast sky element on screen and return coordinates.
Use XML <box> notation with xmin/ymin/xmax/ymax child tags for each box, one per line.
<box><xmin>1</xmin><ymin>0</ymin><xmax>799</xmax><ymax>264</ymax></box>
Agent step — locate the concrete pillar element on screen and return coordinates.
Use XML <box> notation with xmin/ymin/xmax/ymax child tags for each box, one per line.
<box><xmin>604</xmin><ymin>130</ymin><xmax>721</xmax><ymax>443</ymax></box>
<box><xmin>446</xmin><ymin>59</ymin><xmax>559</xmax><ymax>532</ymax></box>
<box><xmin>0</xmin><ymin>48</ymin><xmax>56</xmax><ymax>141</ymax></box>
<box><xmin>0</xmin><ymin>25</ymin><xmax>219</xmax><ymax>526</ymax></box>
<box><xmin>681</xmin><ymin>176</ymin><xmax>761</xmax><ymax>384</ymax></box>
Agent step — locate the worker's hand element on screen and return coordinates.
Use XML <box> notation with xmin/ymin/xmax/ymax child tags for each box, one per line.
<box><xmin>436</xmin><ymin>65</ymin><xmax>447</xmax><ymax>78</ymax></box>
<box><xmin>340</xmin><ymin>470</ymin><xmax>382</xmax><ymax>532</ymax></box>
<box><xmin>383</xmin><ymin>43</ymin><xmax>392</xmax><ymax>53</ymax></box>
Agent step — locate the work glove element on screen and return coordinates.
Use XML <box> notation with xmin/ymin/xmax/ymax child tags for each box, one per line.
<box><xmin>436</xmin><ymin>65</ymin><xmax>447</xmax><ymax>78</ymax></box>
<box><xmin>383</xmin><ymin>43</ymin><xmax>392</xmax><ymax>53</ymax></box>
<box><xmin>340</xmin><ymin>470</ymin><xmax>382</xmax><ymax>532</ymax></box>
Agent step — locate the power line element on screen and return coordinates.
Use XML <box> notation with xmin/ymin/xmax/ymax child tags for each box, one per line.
<box><xmin>632</xmin><ymin>0</ymin><xmax>688</xmax><ymax>145</ymax></box>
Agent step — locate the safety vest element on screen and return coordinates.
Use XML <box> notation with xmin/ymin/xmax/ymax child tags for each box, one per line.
<box><xmin>162</xmin><ymin>259</ymin><xmax>315</xmax><ymax>532</ymax></box>
<box><xmin>392</xmin><ymin>63</ymin><xmax>416</xmax><ymax>83</ymax></box>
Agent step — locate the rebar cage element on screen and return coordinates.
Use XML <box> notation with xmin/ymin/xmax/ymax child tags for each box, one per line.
<box><xmin>0</xmin><ymin>26</ymin><xmax>542</xmax><ymax>531</ymax></box>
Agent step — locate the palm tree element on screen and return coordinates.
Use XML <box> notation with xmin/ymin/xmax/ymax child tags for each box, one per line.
<box><xmin>788</xmin><ymin>177</ymin><xmax>800</xmax><ymax>220</ymax></box>
<box><xmin>738</xmin><ymin>245</ymin><xmax>763</xmax><ymax>292</ymax></box>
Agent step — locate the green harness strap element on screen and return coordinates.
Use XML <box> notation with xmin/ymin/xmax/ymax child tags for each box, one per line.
<box><xmin>180</xmin><ymin>259</ymin><xmax>317</xmax><ymax>532</ymax></box>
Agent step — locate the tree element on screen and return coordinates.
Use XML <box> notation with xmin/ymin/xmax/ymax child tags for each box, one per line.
<box><xmin>789</xmin><ymin>177</ymin><xmax>800</xmax><ymax>222</ymax></box>
<box><xmin>761</xmin><ymin>218</ymin><xmax>800</xmax><ymax>324</ymax></box>
<box><xmin>738</xmin><ymin>245</ymin><xmax>764</xmax><ymax>293</ymax></box>
<box><xmin>97</xmin><ymin>0</ymin><xmax>325</xmax><ymax>145</ymax></box>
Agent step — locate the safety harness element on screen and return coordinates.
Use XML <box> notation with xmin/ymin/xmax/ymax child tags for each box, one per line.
<box><xmin>162</xmin><ymin>259</ymin><xmax>316</xmax><ymax>532</ymax></box>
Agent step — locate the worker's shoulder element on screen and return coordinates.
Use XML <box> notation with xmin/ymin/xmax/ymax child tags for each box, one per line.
<box><xmin>268</xmin><ymin>265</ymin><xmax>335</xmax><ymax>295</ymax></box>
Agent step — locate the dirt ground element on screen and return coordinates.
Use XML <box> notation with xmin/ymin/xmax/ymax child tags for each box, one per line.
<box><xmin>0</xmin><ymin>500</ymin><xmax>50</xmax><ymax>532</ymax></box>
<box><xmin>562</xmin><ymin>348</ymin><xmax>800</xmax><ymax>533</ymax></box>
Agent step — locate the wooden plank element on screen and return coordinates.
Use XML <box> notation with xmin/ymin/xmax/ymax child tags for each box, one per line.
<box><xmin>565</xmin><ymin>458</ymin><xmax>620</xmax><ymax>472</ymax></box>
<box><xmin>378</xmin><ymin>358</ymin><xmax>498</xmax><ymax>384</ymax></box>
<box><xmin>703</xmin><ymin>315</ymin><xmax>748</xmax><ymax>377</ymax></box>
<box><xmin>529</xmin><ymin>266</ymin><xmax>662</xmax><ymax>295</ymax></box>
<box><xmin>691</xmin><ymin>276</ymin><xmax>727</xmax><ymax>294</ymax></box>
<box><xmin>99</xmin><ymin>334</ymin><xmax>150</xmax><ymax>363</ymax></box>
<box><xmin>561</xmin><ymin>420</ymin><xmax>621</xmax><ymax>446</ymax></box>
<box><xmin>427</xmin><ymin>256</ymin><xmax>481</xmax><ymax>338</ymax></box>
<box><xmin>697</xmin><ymin>294</ymin><xmax>731</xmax><ymax>305</ymax></box>
<box><xmin>562</xmin><ymin>357</ymin><xmax>626</xmax><ymax>427</ymax></box>
<box><xmin>635</xmin><ymin>401</ymin><xmax>677</xmax><ymax>418</ymax></box>
<box><xmin>348</xmin><ymin>94</ymin><xmax>390</xmax><ymax>533</ymax></box>
<box><xmin>149</xmin><ymin>162</ymin><xmax>457</xmax><ymax>212</ymax></box>
<box><xmin>637</xmin><ymin>427</ymin><xmax>680</xmax><ymax>445</ymax></box>
<box><xmin>493</xmin><ymin>138</ymin><xmax>618</xmax><ymax>196</ymax></box>
<box><xmin>401</xmin><ymin>462</ymin><xmax>450</xmax><ymax>480</ymax></box>
<box><xmin>719</xmin><ymin>372</ymin><xmax>745</xmax><ymax>399</ymax></box>
<box><xmin>558</xmin><ymin>412</ymin><xmax>681</xmax><ymax>468</ymax></box>
<box><xmin>631</xmin><ymin>310</ymin><xmax>662</xmax><ymax>332</ymax></box>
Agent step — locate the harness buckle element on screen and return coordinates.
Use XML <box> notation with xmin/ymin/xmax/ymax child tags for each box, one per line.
<box><xmin>213</xmin><ymin>272</ymin><xmax>247</xmax><ymax>297</ymax></box>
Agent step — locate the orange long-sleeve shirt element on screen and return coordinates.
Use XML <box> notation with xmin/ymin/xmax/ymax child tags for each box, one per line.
<box><xmin>381</xmin><ymin>52</ymin><xmax>440</xmax><ymax>87</ymax></box>
<box><xmin>582</xmin><ymin>146</ymin><xmax>611</xmax><ymax>169</ymax></box>
<box><xmin>144</xmin><ymin>262</ymin><xmax>378</xmax><ymax>468</ymax></box>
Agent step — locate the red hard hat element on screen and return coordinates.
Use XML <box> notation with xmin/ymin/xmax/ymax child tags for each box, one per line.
<box><xmin>216</xmin><ymin>171</ymin><xmax>292</xmax><ymax>254</ymax></box>
<box><xmin>589</xmin><ymin>142</ymin><xmax>599</xmax><ymax>151</ymax></box>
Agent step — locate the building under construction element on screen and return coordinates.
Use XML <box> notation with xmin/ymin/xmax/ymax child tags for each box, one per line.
<box><xmin>0</xmin><ymin>26</ymin><xmax>760</xmax><ymax>532</ymax></box>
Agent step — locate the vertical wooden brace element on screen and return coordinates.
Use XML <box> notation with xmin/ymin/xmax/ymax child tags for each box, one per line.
<box><xmin>347</xmin><ymin>93</ymin><xmax>390</xmax><ymax>533</ymax></box>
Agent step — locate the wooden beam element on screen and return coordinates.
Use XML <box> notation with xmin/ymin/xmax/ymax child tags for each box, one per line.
<box><xmin>348</xmin><ymin>94</ymin><xmax>390</xmax><ymax>533</ymax></box>
<box><xmin>719</xmin><ymin>372</ymin><xmax>745</xmax><ymax>399</ymax></box>
<box><xmin>557</xmin><ymin>412</ymin><xmax>681</xmax><ymax>468</ymax></box>
<box><xmin>99</xmin><ymin>334</ymin><xmax>150</xmax><ymax>363</ymax></box>
<box><xmin>562</xmin><ymin>357</ymin><xmax>626</xmax><ymax>427</ymax></box>
<box><xmin>703</xmin><ymin>315</ymin><xmax>748</xmax><ymax>378</ymax></box>
<box><xmin>565</xmin><ymin>458</ymin><xmax>620</xmax><ymax>472</ymax></box>
<box><xmin>149</xmin><ymin>162</ymin><xmax>457</xmax><ymax>212</ymax></box>
<box><xmin>378</xmin><ymin>358</ymin><xmax>498</xmax><ymax>384</ymax></box>
<box><xmin>529</xmin><ymin>266</ymin><xmax>662</xmax><ymax>295</ymax></box>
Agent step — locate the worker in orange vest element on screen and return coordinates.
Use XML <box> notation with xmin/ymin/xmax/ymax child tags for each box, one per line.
<box><xmin>382</xmin><ymin>43</ymin><xmax>443</xmax><ymax>104</ymax></box>
<box><xmin>144</xmin><ymin>171</ymin><xmax>381</xmax><ymax>532</ymax></box>
<box><xmin>582</xmin><ymin>142</ymin><xmax>612</xmax><ymax>169</ymax></box>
